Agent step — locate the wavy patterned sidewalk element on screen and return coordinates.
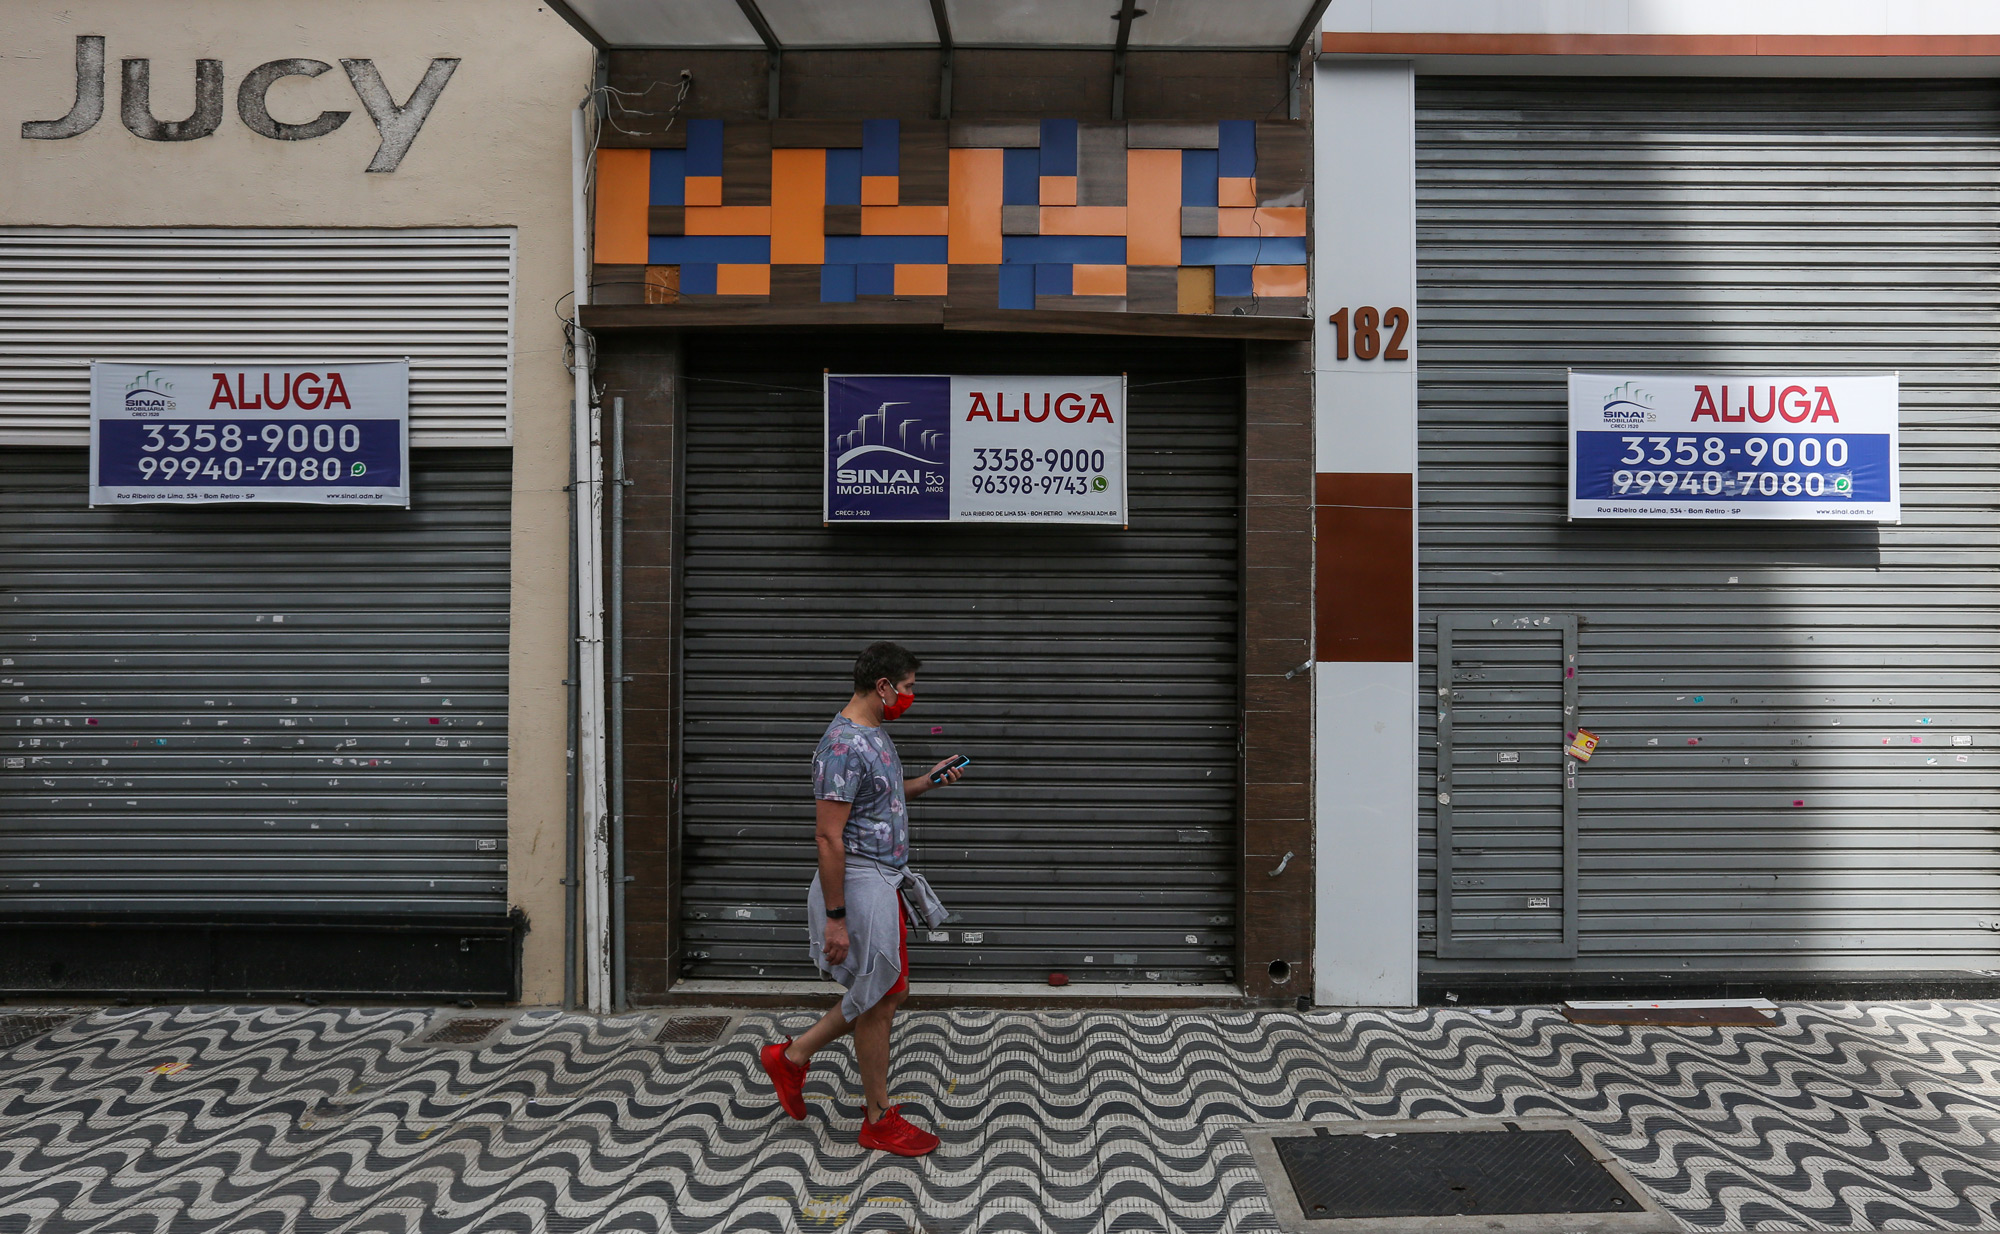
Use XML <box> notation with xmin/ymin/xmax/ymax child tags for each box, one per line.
<box><xmin>2</xmin><ymin>1002</ymin><xmax>2000</xmax><ymax>1232</ymax></box>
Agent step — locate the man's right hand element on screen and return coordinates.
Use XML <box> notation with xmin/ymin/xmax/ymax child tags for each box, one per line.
<box><xmin>823</xmin><ymin>917</ymin><xmax>850</xmax><ymax>965</ymax></box>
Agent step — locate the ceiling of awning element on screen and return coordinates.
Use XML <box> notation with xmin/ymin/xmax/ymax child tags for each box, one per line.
<box><xmin>556</xmin><ymin>0</ymin><xmax>1326</xmax><ymax>50</ymax></box>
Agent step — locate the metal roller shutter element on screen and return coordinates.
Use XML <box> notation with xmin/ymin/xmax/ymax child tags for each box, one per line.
<box><xmin>0</xmin><ymin>449</ymin><xmax>511</xmax><ymax>919</ymax></box>
<box><xmin>0</xmin><ymin>228</ymin><xmax>515</xmax><ymax>446</ymax></box>
<box><xmin>1416</xmin><ymin>78</ymin><xmax>2000</xmax><ymax>974</ymax></box>
<box><xmin>676</xmin><ymin>336</ymin><xmax>1241</xmax><ymax>985</ymax></box>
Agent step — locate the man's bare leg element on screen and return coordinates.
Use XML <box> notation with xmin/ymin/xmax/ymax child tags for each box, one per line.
<box><xmin>785</xmin><ymin>1004</ymin><xmax>850</xmax><ymax>1064</ymax></box>
<box><xmin>853</xmin><ymin>988</ymin><xmax>905</xmax><ymax>1122</ymax></box>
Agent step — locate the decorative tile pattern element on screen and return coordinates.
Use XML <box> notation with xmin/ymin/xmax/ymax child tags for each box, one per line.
<box><xmin>593</xmin><ymin>119</ymin><xmax>1308</xmax><ymax>315</ymax></box>
<box><xmin>5</xmin><ymin>1003</ymin><xmax>2000</xmax><ymax>1231</ymax></box>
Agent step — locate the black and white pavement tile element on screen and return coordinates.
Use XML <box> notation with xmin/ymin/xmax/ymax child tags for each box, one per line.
<box><xmin>4</xmin><ymin>1003</ymin><xmax>2000</xmax><ymax>1231</ymax></box>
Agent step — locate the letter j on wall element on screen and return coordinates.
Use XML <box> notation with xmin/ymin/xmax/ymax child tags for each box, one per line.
<box><xmin>824</xmin><ymin>374</ymin><xmax>1127</xmax><ymax>525</ymax></box>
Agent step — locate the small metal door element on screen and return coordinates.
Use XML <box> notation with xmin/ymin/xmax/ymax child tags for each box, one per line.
<box><xmin>1436</xmin><ymin>613</ymin><xmax>1578</xmax><ymax>959</ymax></box>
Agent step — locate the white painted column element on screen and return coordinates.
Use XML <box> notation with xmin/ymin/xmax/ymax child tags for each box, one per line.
<box><xmin>1311</xmin><ymin>59</ymin><xmax>1419</xmax><ymax>1007</ymax></box>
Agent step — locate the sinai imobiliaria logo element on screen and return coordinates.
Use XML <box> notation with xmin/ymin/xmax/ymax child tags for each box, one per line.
<box><xmin>1601</xmin><ymin>380</ymin><xmax>1656</xmax><ymax>424</ymax></box>
<box><xmin>123</xmin><ymin>370</ymin><xmax>176</xmax><ymax>413</ymax></box>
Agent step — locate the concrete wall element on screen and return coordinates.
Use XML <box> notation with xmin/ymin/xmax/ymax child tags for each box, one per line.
<box><xmin>0</xmin><ymin>0</ymin><xmax>594</xmax><ymax>1004</ymax></box>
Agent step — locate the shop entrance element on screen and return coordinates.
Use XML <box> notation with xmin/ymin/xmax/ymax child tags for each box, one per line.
<box><xmin>671</xmin><ymin>334</ymin><xmax>1243</xmax><ymax>986</ymax></box>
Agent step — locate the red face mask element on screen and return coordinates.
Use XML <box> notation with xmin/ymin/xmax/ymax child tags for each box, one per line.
<box><xmin>880</xmin><ymin>685</ymin><xmax>914</xmax><ymax>721</ymax></box>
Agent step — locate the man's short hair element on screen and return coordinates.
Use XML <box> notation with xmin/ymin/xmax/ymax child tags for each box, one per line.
<box><xmin>853</xmin><ymin>641</ymin><xmax>922</xmax><ymax>691</ymax></box>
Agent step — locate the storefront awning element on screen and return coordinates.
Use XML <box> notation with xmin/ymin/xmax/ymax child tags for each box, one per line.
<box><xmin>550</xmin><ymin>0</ymin><xmax>1328</xmax><ymax>51</ymax></box>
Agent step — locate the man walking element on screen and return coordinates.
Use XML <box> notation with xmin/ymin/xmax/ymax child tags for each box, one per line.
<box><xmin>760</xmin><ymin>641</ymin><xmax>964</xmax><ymax>1156</ymax></box>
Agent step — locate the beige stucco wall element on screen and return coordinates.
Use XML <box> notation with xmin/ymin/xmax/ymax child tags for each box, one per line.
<box><xmin>0</xmin><ymin>0</ymin><xmax>594</xmax><ymax>1004</ymax></box>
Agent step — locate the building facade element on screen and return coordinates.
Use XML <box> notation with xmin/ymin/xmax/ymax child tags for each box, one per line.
<box><xmin>556</xmin><ymin>0</ymin><xmax>1326</xmax><ymax>1006</ymax></box>
<box><xmin>0</xmin><ymin>0</ymin><xmax>591</xmax><ymax>1002</ymax></box>
<box><xmin>1311</xmin><ymin>2</ymin><xmax>2000</xmax><ymax>1005</ymax></box>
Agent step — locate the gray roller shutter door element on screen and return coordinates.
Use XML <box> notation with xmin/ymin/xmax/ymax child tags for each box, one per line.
<box><xmin>677</xmin><ymin>338</ymin><xmax>1241</xmax><ymax>985</ymax></box>
<box><xmin>0</xmin><ymin>228</ymin><xmax>516</xmax><ymax>446</ymax></box>
<box><xmin>1416</xmin><ymin>78</ymin><xmax>2000</xmax><ymax>974</ymax></box>
<box><xmin>0</xmin><ymin>449</ymin><xmax>510</xmax><ymax>918</ymax></box>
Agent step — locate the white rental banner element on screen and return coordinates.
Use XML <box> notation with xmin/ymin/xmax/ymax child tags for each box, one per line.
<box><xmin>824</xmin><ymin>374</ymin><xmax>1126</xmax><ymax>524</ymax></box>
<box><xmin>90</xmin><ymin>361</ymin><xmax>411</xmax><ymax>507</ymax></box>
<box><xmin>1568</xmin><ymin>372</ymin><xmax>1899</xmax><ymax>522</ymax></box>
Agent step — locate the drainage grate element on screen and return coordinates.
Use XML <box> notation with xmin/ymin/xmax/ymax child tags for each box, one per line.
<box><xmin>655</xmin><ymin>1014</ymin><xmax>731</xmax><ymax>1044</ymax></box>
<box><xmin>0</xmin><ymin>1013</ymin><xmax>77</xmax><ymax>1049</ymax></box>
<box><xmin>421</xmin><ymin>1017</ymin><xmax>507</xmax><ymax>1045</ymax></box>
<box><xmin>1274</xmin><ymin>1127</ymin><xmax>1639</xmax><ymax>1220</ymax></box>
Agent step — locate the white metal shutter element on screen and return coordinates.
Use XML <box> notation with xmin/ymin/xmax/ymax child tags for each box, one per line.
<box><xmin>1416</xmin><ymin>78</ymin><xmax>2000</xmax><ymax>976</ymax></box>
<box><xmin>0</xmin><ymin>227</ymin><xmax>514</xmax><ymax>446</ymax></box>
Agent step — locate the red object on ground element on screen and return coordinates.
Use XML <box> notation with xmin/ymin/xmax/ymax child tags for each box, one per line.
<box><xmin>858</xmin><ymin>1105</ymin><xmax>941</xmax><ymax>1156</ymax></box>
<box><xmin>1048</xmin><ymin>972</ymin><xmax>1069</xmax><ymax>986</ymax></box>
<box><xmin>759</xmin><ymin>1040</ymin><xmax>809</xmax><ymax>1120</ymax></box>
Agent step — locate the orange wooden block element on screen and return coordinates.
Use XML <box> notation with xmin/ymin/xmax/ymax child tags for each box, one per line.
<box><xmin>1178</xmin><ymin>266</ymin><xmax>1215</xmax><ymax>314</ymax></box>
<box><xmin>684</xmin><ymin>206</ymin><xmax>772</xmax><ymax>235</ymax></box>
<box><xmin>684</xmin><ymin>175</ymin><xmax>722</xmax><ymax>207</ymax></box>
<box><xmin>1073</xmin><ymin>264</ymin><xmax>1127</xmax><ymax>296</ymax></box>
<box><xmin>593</xmin><ymin>148</ymin><xmax>650</xmax><ymax>265</ymax></box>
<box><xmin>770</xmin><ymin>147</ymin><xmax>826</xmax><ymax>264</ymax></box>
<box><xmin>861</xmin><ymin>175</ymin><xmax>899</xmax><ymax>205</ymax></box>
<box><xmin>894</xmin><ymin>264</ymin><xmax>948</xmax><ymax>296</ymax></box>
<box><xmin>1039</xmin><ymin>207</ymin><xmax>1127</xmax><ymax>236</ymax></box>
<box><xmin>1218</xmin><ymin>176</ymin><xmax>1257</xmax><ymax>207</ymax></box>
<box><xmin>1125</xmin><ymin>149</ymin><xmax>1181</xmax><ymax>266</ymax></box>
<box><xmin>863</xmin><ymin>206</ymin><xmax>950</xmax><ymax>235</ymax></box>
<box><xmin>1252</xmin><ymin>265</ymin><xmax>1308</xmax><ymax>297</ymax></box>
<box><xmin>948</xmin><ymin>148</ymin><xmax>1004</xmax><ymax>264</ymax></box>
<box><xmin>716</xmin><ymin>264</ymin><xmax>770</xmax><ymax>295</ymax></box>
<box><xmin>1039</xmin><ymin>175</ymin><xmax>1077</xmax><ymax>206</ymax></box>
<box><xmin>1219</xmin><ymin>207</ymin><xmax>1307</xmax><ymax>237</ymax></box>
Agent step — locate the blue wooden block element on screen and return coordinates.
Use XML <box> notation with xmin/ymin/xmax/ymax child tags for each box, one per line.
<box><xmin>862</xmin><ymin>119</ymin><xmax>900</xmax><ymax>176</ymax></box>
<box><xmin>680</xmin><ymin>263</ymin><xmax>717</xmax><ymax>295</ymax></box>
<box><xmin>1181</xmin><ymin>149</ymin><xmax>1218</xmax><ymax>206</ymax></box>
<box><xmin>825</xmin><ymin>149</ymin><xmax>862</xmax><ymax>205</ymax></box>
<box><xmin>1180</xmin><ymin>236</ymin><xmax>1306</xmax><ymax>266</ymax></box>
<box><xmin>998</xmin><ymin>264</ymin><xmax>1035</xmax><ymax>310</ymax></box>
<box><xmin>824</xmin><ymin>235</ymin><xmax>949</xmax><ymax>264</ymax></box>
<box><xmin>1215</xmin><ymin>265</ymin><xmax>1253</xmax><ymax>297</ymax></box>
<box><xmin>1039</xmin><ymin>119</ymin><xmax>1079</xmax><ymax>177</ymax></box>
<box><xmin>1003</xmin><ymin>148</ymin><xmax>1040</xmax><ymax>206</ymax></box>
<box><xmin>857</xmin><ymin>263</ymin><xmax>895</xmax><ymax>296</ymax></box>
<box><xmin>648</xmin><ymin>235</ymin><xmax>772</xmax><ymax>264</ymax></box>
<box><xmin>1001</xmin><ymin>235</ymin><xmax>1125</xmax><ymax>265</ymax></box>
<box><xmin>820</xmin><ymin>265</ymin><xmax>857</xmax><ymax>303</ymax></box>
<box><xmin>648</xmin><ymin>149</ymin><xmax>685</xmax><ymax>205</ymax></box>
<box><xmin>1035</xmin><ymin>264</ymin><xmax>1073</xmax><ymax>296</ymax></box>
<box><xmin>685</xmin><ymin>119</ymin><xmax>724</xmax><ymax>177</ymax></box>
<box><xmin>1218</xmin><ymin>121</ymin><xmax>1256</xmax><ymax>179</ymax></box>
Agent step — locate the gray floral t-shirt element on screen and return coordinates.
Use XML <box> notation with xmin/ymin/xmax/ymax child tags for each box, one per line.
<box><xmin>812</xmin><ymin>716</ymin><xmax>908</xmax><ymax>867</ymax></box>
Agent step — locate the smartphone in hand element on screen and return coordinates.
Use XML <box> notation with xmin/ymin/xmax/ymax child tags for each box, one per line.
<box><xmin>930</xmin><ymin>754</ymin><xmax>971</xmax><ymax>784</ymax></box>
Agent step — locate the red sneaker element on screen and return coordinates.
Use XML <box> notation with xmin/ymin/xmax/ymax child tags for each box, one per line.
<box><xmin>760</xmin><ymin>1040</ymin><xmax>808</xmax><ymax>1120</ymax></box>
<box><xmin>858</xmin><ymin>1104</ymin><xmax>941</xmax><ymax>1156</ymax></box>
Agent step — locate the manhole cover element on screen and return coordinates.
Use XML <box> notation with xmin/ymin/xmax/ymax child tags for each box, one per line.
<box><xmin>655</xmin><ymin>1014</ymin><xmax>731</xmax><ymax>1044</ymax></box>
<box><xmin>421</xmin><ymin>1016</ymin><xmax>506</xmax><ymax>1045</ymax></box>
<box><xmin>0</xmin><ymin>1013</ymin><xmax>76</xmax><ymax>1049</ymax></box>
<box><xmin>1243</xmin><ymin>1117</ymin><xmax>1673</xmax><ymax>1232</ymax></box>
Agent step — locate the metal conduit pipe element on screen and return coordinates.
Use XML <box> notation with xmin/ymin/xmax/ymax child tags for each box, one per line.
<box><xmin>610</xmin><ymin>396</ymin><xmax>628</xmax><ymax>1011</ymax></box>
<box><xmin>563</xmin><ymin>404</ymin><xmax>578</xmax><ymax>1012</ymax></box>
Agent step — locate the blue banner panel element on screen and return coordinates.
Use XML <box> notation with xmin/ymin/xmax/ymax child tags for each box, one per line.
<box><xmin>97</xmin><ymin>418</ymin><xmax>404</xmax><ymax>489</ymax></box>
<box><xmin>825</xmin><ymin>375</ymin><xmax>951</xmax><ymax>522</ymax></box>
<box><xmin>1574</xmin><ymin>431</ymin><xmax>1894</xmax><ymax>506</ymax></box>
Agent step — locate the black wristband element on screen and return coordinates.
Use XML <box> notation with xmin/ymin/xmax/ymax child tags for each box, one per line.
<box><xmin>825</xmin><ymin>906</ymin><xmax>846</xmax><ymax>920</ymax></box>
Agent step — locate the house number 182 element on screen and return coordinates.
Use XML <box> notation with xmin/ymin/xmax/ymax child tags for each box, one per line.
<box><xmin>1326</xmin><ymin>306</ymin><xmax>1411</xmax><ymax>361</ymax></box>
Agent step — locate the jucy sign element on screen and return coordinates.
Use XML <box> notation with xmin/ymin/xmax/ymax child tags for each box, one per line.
<box><xmin>824</xmin><ymin>374</ymin><xmax>1127</xmax><ymax>524</ymax></box>
<box><xmin>1568</xmin><ymin>372</ymin><xmax>1899</xmax><ymax>522</ymax></box>
<box><xmin>90</xmin><ymin>361</ymin><xmax>409</xmax><ymax>507</ymax></box>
